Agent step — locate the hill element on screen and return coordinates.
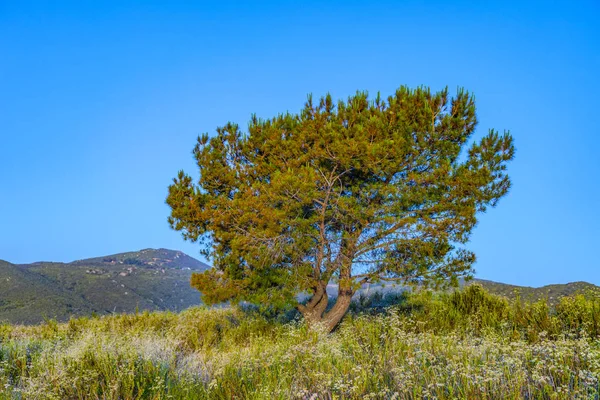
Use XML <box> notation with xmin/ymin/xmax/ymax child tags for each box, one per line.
<box><xmin>0</xmin><ymin>249</ymin><xmax>209</xmax><ymax>324</ymax></box>
<box><xmin>71</xmin><ymin>248</ymin><xmax>207</xmax><ymax>269</ymax></box>
<box><xmin>470</xmin><ymin>279</ymin><xmax>600</xmax><ymax>303</ymax></box>
<box><xmin>2</xmin><ymin>248</ymin><xmax>598</xmax><ymax>324</ymax></box>
<box><xmin>340</xmin><ymin>278</ymin><xmax>600</xmax><ymax>304</ymax></box>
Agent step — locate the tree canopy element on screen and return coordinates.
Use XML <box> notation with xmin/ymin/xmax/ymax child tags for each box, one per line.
<box><xmin>167</xmin><ymin>86</ymin><xmax>515</xmax><ymax>331</ymax></box>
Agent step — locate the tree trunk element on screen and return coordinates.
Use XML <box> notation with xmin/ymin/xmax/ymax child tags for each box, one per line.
<box><xmin>298</xmin><ymin>282</ymin><xmax>353</xmax><ymax>333</ymax></box>
<box><xmin>304</xmin><ymin>292</ymin><xmax>329</xmax><ymax>325</ymax></box>
<box><xmin>322</xmin><ymin>287</ymin><xmax>353</xmax><ymax>332</ymax></box>
<box><xmin>298</xmin><ymin>282</ymin><xmax>329</xmax><ymax>325</ymax></box>
<box><xmin>320</xmin><ymin>256</ymin><xmax>355</xmax><ymax>332</ymax></box>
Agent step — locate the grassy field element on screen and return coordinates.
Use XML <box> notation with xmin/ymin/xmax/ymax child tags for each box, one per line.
<box><xmin>2</xmin><ymin>285</ymin><xmax>600</xmax><ymax>399</ymax></box>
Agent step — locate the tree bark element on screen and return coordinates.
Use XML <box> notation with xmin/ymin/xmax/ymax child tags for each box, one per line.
<box><xmin>299</xmin><ymin>247</ymin><xmax>357</xmax><ymax>332</ymax></box>
<box><xmin>304</xmin><ymin>291</ymin><xmax>329</xmax><ymax>325</ymax></box>
<box><xmin>320</xmin><ymin>253</ymin><xmax>355</xmax><ymax>332</ymax></box>
<box><xmin>298</xmin><ymin>282</ymin><xmax>329</xmax><ymax>325</ymax></box>
<box><xmin>298</xmin><ymin>282</ymin><xmax>353</xmax><ymax>333</ymax></box>
<box><xmin>322</xmin><ymin>287</ymin><xmax>353</xmax><ymax>332</ymax></box>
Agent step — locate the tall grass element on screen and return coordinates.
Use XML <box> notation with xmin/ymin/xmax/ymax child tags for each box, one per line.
<box><xmin>1</xmin><ymin>285</ymin><xmax>600</xmax><ymax>399</ymax></box>
<box><xmin>392</xmin><ymin>285</ymin><xmax>600</xmax><ymax>341</ymax></box>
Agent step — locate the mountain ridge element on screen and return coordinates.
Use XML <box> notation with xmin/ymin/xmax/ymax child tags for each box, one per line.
<box><xmin>469</xmin><ymin>278</ymin><xmax>599</xmax><ymax>303</ymax></box>
<box><xmin>0</xmin><ymin>248</ymin><xmax>209</xmax><ymax>324</ymax></box>
<box><xmin>1</xmin><ymin>249</ymin><xmax>598</xmax><ymax>325</ymax></box>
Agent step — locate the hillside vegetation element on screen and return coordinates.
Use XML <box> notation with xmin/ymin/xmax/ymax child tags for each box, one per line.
<box><xmin>2</xmin><ymin>285</ymin><xmax>600</xmax><ymax>399</ymax></box>
<box><xmin>0</xmin><ymin>249</ymin><xmax>208</xmax><ymax>324</ymax></box>
<box><xmin>471</xmin><ymin>279</ymin><xmax>600</xmax><ymax>304</ymax></box>
<box><xmin>1</xmin><ymin>249</ymin><xmax>597</xmax><ymax>325</ymax></box>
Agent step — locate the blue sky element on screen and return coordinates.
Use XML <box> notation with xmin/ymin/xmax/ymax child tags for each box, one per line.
<box><xmin>0</xmin><ymin>1</ymin><xmax>598</xmax><ymax>286</ymax></box>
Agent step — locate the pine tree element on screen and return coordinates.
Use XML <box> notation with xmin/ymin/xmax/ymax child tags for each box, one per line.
<box><xmin>167</xmin><ymin>86</ymin><xmax>515</xmax><ymax>332</ymax></box>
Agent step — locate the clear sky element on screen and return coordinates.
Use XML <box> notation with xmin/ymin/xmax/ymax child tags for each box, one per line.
<box><xmin>1</xmin><ymin>1</ymin><xmax>598</xmax><ymax>287</ymax></box>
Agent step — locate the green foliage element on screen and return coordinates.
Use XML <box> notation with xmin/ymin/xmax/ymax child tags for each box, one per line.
<box><xmin>168</xmin><ymin>86</ymin><xmax>515</xmax><ymax>329</ymax></box>
<box><xmin>367</xmin><ymin>285</ymin><xmax>600</xmax><ymax>342</ymax></box>
<box><xmin>2</xmin><ymin>287</ymin><xmax>600</xmax><ymax>399</ymax></box>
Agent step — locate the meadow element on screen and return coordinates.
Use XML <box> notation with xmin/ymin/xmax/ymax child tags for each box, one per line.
<box><xmin>2</xmin><ymin>285</ymin><xmax>600</xmax><ymax>399</ymax></box>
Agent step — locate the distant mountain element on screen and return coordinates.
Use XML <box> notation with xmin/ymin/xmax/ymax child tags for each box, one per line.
<box><xmin>469</xmin><ymin>279</ymin><xmax>600</xmax><ymax>303</ymax></box>
<box><xmin>71</xmin><ymin>248</ymin><xmax>208</xmax><ymax>270</ymax></box>
<box><xmin>2</xmin><ymin>249</ymin><xmax>598</xmax><ymax>325</ymax></box>
<box><xmin>0</xmin><ymin>249</ymin><xmax>209</xmax><ymax>325</ymax></box>
<box><xmin>330</xmin><ymin>278</ymin><xmax>600</xmax><ymax>305</ymax></box>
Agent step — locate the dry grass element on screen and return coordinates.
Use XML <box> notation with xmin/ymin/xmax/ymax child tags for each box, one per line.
<box><xmin>1</xmin><ymin>285</ymin><xmax>600</xmax><ymax>399</ymax></box>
